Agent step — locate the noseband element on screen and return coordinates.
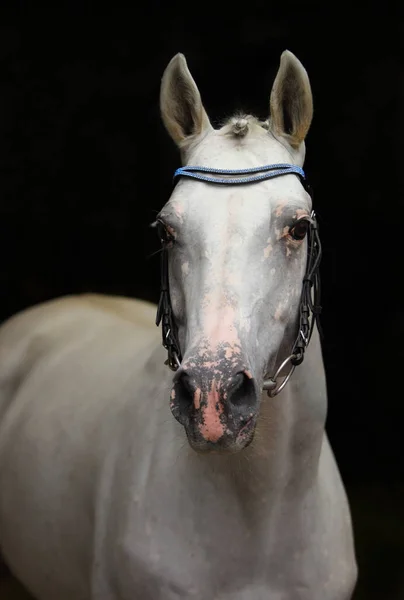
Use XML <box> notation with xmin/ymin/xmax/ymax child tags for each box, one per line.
<box><xmin>156</xmin><ymin>163</ymin><xmax>322</xmax><ymax>397</ymax></box>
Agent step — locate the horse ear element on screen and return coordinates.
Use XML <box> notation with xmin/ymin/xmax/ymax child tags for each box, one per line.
<box><xmin>269</xmin><ymin>50</ymin><xmax>313</xmax><ymax>149</ymax></box>
<box><xmin>160</xmin><ymin>53</ymin><xmax>212</xmax><ymax>147</ymax></box>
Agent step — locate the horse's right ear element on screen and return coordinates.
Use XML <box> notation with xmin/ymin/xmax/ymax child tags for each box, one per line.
<box><xmin>160</xmin><ymin>53</ymin><xmax>212</xmax><ymax>147</ymax></box>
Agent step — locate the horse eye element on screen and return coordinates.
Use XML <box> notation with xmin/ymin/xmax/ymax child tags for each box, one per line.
<box><xmin>156</xmin><ymin>220</ymin><xmax>175</xmax><ymax>246</ymax></box>
<box><xmin>289</xmin><ymin>218</ymin><xmax>309</xmax><ymax>241</ymax></box>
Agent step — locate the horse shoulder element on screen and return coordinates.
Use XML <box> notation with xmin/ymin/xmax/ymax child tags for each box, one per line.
<box><xmin>0</xmin><ymin>294</ymin><xmax>158</xmax><ymax>414</ymax></box>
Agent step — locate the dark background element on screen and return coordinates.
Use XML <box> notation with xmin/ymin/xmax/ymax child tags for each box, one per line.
<box><xmin>0</xmin><ymin>3</ymin><xmax>402</xmax><ymax>598</ymax></box>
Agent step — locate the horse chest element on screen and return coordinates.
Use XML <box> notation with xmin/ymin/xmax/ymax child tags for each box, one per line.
<box><xmin>107</xmin><ymin>499</ymin><xmax>337</xmax><ymax>600</ymax></box>
<box><xmin>111</xmin><ymin>504</ymin><xmax>278</xmax><ymax>600</ymax></box>
<box><xmin>103</xmin><ymin>457</ymin><xmax>315</xmax><ymax>600</ymax></box>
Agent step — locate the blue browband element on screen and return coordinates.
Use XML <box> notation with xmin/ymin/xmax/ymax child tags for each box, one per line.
<box><xmin>173</xmin><ymin>163</ymin><xmax>306</xmax><ymax>186</ymax></box>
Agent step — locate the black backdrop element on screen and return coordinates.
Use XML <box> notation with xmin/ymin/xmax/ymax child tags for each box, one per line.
<box><xmin>0</xmin><ymin>3</ymin><xmax>403</xmax><ymax>598</ymax></box>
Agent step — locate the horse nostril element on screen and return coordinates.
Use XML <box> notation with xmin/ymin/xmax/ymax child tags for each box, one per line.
<box><xmin>226</xmin><ymin>372</ymin><xmax>245</xmax><ymax>395</ymax></box>
<box><xmin>171</xmin><ymin>373</ymin><xmax>197</xmax><ymax>426</ymax></box>
<box><xmin>180</xmin><ymin>373</ymin><xmax>197</xmax><ymax>396</ymax></box>
<box><xmin>227</xmin><ymin>371</ymin><xmax>256</xmax><ymax>408</ymax></box>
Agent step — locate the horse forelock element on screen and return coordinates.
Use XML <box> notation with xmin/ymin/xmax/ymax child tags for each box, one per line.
<box><xmin>220</xmin><ymin>113</ymin><xmax>270</xmax><ymax>139</ymax></box>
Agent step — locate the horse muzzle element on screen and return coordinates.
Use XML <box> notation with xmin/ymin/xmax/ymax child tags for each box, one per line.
<box><xmin>170</xmin><ymin>363</ymin><xmax>260</xmax><ymax>452</ymax></box>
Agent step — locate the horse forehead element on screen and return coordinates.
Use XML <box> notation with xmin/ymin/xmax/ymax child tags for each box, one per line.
<box><xmin>170</xmin><ymin>189</ymin><xmax>267</xmax><ymax>236</ymax></box>
<box><xmin>170</xmin><ymin>181</ymin><xmax>307</xmax><ymax>229</ymax></box>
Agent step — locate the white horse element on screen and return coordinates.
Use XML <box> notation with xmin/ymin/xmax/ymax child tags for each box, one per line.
<box><xmin>0</xmin><ymin>50</ymin><xmax>357</xmax><ymax>600</ymax></box>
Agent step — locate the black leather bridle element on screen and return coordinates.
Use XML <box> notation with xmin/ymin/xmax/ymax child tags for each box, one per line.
<box><xmin>156</xmin><ymin>163</ymin><xmax>322</xmax><ymax>397</ymax></box>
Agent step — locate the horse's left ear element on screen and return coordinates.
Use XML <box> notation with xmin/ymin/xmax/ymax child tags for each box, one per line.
<box><xmin>269</xmin><ymin>50</ymin><xmax>313</xmax><ymax>149</ymax></box>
